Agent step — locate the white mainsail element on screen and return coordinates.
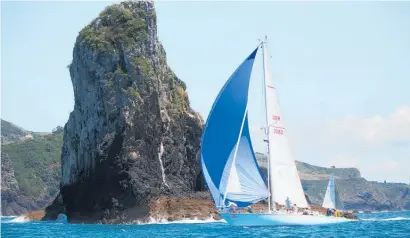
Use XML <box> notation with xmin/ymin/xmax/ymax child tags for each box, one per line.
<box><xmin>262</xmin><ymin>40</ymin><xmax>309</xmax><ymax>208</ymax></box>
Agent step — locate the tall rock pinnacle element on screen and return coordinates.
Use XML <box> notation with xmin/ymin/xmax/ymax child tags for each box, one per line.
<box><xmin>45</xmin><ymin>1</ymin><xmax>205</xmax><ymax>223</ymax></box>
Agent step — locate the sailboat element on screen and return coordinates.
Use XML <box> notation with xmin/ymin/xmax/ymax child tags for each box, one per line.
<box><xmin>322</xmin><ymin>174</ymin><xmax>345</xmax><ymax>211</ymax></box>
<box><xmin>200</xmin><ymin>37</ymin><xmax>353</xmax><ymax>226</ymax></box>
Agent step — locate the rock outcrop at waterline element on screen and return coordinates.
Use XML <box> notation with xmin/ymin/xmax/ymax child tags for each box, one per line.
<box><xmin>44</xmin><ymin>1</ymin><xmax>204</xmax><ymax>223</ymax></box>
<box><xmin>1</xmin><ymin>152</ymin><xmax>22</xmax><ymax>215</ymax></box>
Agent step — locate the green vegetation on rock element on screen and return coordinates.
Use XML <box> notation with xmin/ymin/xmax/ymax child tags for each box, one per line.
<box><xmin>100</xmin><ymin>5</ymin><xmax>134</xmax><ymax>26</ymax></box>
<box><xmin>105</xmin><ymin>67</ymin><xmax>129</xmax><ymax>87</ymax></box>
<box><xmin>166</xmin><ymin>70</ymin><xmax>189</xmax><ymax>115</ymax></box>
<box><xmin>1</xmin><ymin>130</ymin><xmax>63</xmax><ymax>197</ymax></box>
<box><xmin>168</xmin><ymin>72</ymin><xmax>187</xmax><ymax>91</ymax></box>
<box><xmin>79</xmin><ymin>3</ymin><xmax>150</xmax><ymax>52</ymax></box>
<box><xmin>131</xmin><ymin>56</ymin><xmax>150</xmax><ymax>75</ymax></box>
<box><xmin>171</xmin><ymin>86</ymin><xmax>188</xmax><ymax>114</ymax></box>
<box><xmin>115</xmin><ymin>66</ymin><xmax>129</xmax><ymax>78</ymax></box>
<box><xmin>122</xmin><ymin>87</ymin><xmax>140</xmax><ymax>99</ymax></box>
<box><xmin>79</xmin><ymin>26</ymin><xmax>112</xmax><ymax>52</ymax></box>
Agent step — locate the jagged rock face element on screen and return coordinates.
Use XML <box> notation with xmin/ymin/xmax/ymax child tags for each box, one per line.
<box><xmin>1</xmin><ymin>152</ymin><xmax>21</xmax><ymax>215</ymax></box>
<box><xmin>1</xmin><ymin>152</ymin><xmax>19</xmax><ymax>193</ymax></box>
<box><xmin>46</xmin><ymin>1</ymin><xmax>204</xmax><ymax>223</ymax></box>
<box><xmin>372</xmin><ymin>182</ymin><xmax>410</xmax><ymax>210</ymax></box>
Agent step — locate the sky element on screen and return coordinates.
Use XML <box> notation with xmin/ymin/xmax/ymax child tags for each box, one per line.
<box><xmin>2</xmin><ymin>1</ymin><xmax>410</xmax><ymax>182</ymax></box>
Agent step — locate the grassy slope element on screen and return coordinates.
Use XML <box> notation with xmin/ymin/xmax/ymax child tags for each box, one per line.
<box><xmin>1</xmin><ymin>131</ymin><xmax>63</xmax><ymax>197</ymax></box>
<box><xmin>1</xmin><ymin>119</ymin><xmax>26</xmax><ymax>136</ymax></box>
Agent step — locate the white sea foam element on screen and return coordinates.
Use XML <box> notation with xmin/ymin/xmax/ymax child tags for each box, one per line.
<box><xmin>361</xmin><ymin>217</ymin><xmax>410</xmax><ymax>221</ymax></box>
<box><xmin>373</xmin><ymin>210</ymin><xmax>407</xmax><ymax>214</ymax></box>
<box><xmin>6</xmin><ymin>215</ymin><xmax>30</xmax><ymax>223</ymax></box>
<box><xmin>133</xmin><ymin>216</ymin><xmax>226</xmax><ymax>225</ymax></box>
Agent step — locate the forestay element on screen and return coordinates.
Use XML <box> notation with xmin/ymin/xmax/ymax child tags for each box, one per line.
<box><xmin>201</xmin><ymin>47</ymin><xmax>269</xmax><ymax>208</ymax></box>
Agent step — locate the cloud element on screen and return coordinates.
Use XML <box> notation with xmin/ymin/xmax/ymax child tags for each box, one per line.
<box><xmin>321</xmin><ymin>106</ymin><xmax>410</xmax><ymax>182</ymax></box>
<box><xmin>327</xmin><ymin>106</ymin><xmax>410</xmax><ymax>147</ymax></box>
<box><xmin>248</xmin><ymin>106</ymin><xmax>410</xmax><ymax>182</ymax></box>
<box><xmin>327</xmin><ymin>155</ymin><xmax>360</xmax><ymax>168</ymax></box>
<box><xmin>365</xmin><ymin>159</ymin><xmax>409</xmax><ymax>182</ymax></box>
<box><xmin>368</xmin><ymin>159</ymin><xmax>399</xmax><ymax>174</ymax></box>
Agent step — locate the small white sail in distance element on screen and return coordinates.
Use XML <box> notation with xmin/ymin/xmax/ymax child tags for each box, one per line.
<box><xmin>322</xmin><ymin>174</ymin><xmax>344</xmax><ymax>210</ymax></box>
<box><xmin>322</xmin><ymin>174</ymin><xmax>336</xmax><ymax>209</ymax></box>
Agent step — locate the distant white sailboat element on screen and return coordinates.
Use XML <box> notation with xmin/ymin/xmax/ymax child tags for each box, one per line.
<box><xmin>322</xmin><ymin>174</ymin><xmax>345</xmax><ymax>210</ymax></box>
<box><xmin>200</xmin><ymin>37</ymin><xmax>353</xmax><ymax>226</ymax></box>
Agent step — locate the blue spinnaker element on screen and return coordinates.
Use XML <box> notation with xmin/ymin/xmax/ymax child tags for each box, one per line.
<box><xmin>200</xmin><ymin>47</ymin><xmax>269</xmax><ymax>208</ymax></box>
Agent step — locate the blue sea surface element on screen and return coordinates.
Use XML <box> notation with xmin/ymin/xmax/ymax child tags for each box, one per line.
<box><xmin>2</xmin><ymin>211</ymin><xmax>409</xmax><ymax>237</ymax></box>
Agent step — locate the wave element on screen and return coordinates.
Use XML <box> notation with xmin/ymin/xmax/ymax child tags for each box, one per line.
<box><xmin>2</xmin><ymin>215</ymin><xmax>225</xmax><ymax>225</ymax></box>
<box><xmin>361</xmin><ymin>217</ymin><xmax>410</xmax><ymax>221</ymax></box>
<box><xmin>1</xmin><ymin>215</ymin><xmax>17</xmax><ymax>218</ymax></box>
<box><xmin>374</xmin><ymin>210</ymin><xmax>408</xmax><ymax>214</ymax></box>
<box><xmin>360</xmin><ymin>210</ymin><xmax>409</xmax><ymax>214</ymax></box>
<box><xmin>133</xmin><ymin>217</ymin><xmax>227</xmax><ymax>225</ymax></box>
<box><xmin>2</xmin><ymin>215</ymin><xmax>30</xmax><ymax>223</ymax></box>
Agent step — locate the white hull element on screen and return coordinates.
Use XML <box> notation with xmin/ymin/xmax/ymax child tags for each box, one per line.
<box><xmin>220</xmin><ymin>213</ymin><xmax>354</xmax><ymax>226</ymax></box>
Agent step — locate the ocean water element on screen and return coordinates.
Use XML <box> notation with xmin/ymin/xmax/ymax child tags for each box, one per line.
<box><xmin>1</xmin><ymin>211</ymin><xmax>409</xmax><ymax>237</ymax></box>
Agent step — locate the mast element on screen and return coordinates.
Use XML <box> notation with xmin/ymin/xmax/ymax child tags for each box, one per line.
<box><xmin>261</xmin><ymin>37</ymin><xmax>309</xmax><ymax>209</ymax></box>
<box><xmin>262</xmin><ymin>36</ymin><xmax>276</xmax><ymax>212</ymax></box>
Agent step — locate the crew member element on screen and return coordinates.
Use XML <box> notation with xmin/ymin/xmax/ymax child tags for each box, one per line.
<box><xmin>285</xmin><ymin>197</ymin><xmax>291</xmax><ymax>212</ymax></box>
<box><xmin>247</xmin><ymin>206</ymin><xmax>254</xmax><ymax>213</ymax></box>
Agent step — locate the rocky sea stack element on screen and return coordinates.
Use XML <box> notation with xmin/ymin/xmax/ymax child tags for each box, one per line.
<box><xmin>44</xmin><ymin>1</ymin><xmax>207</xmax><ymax>223</ymax></box>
